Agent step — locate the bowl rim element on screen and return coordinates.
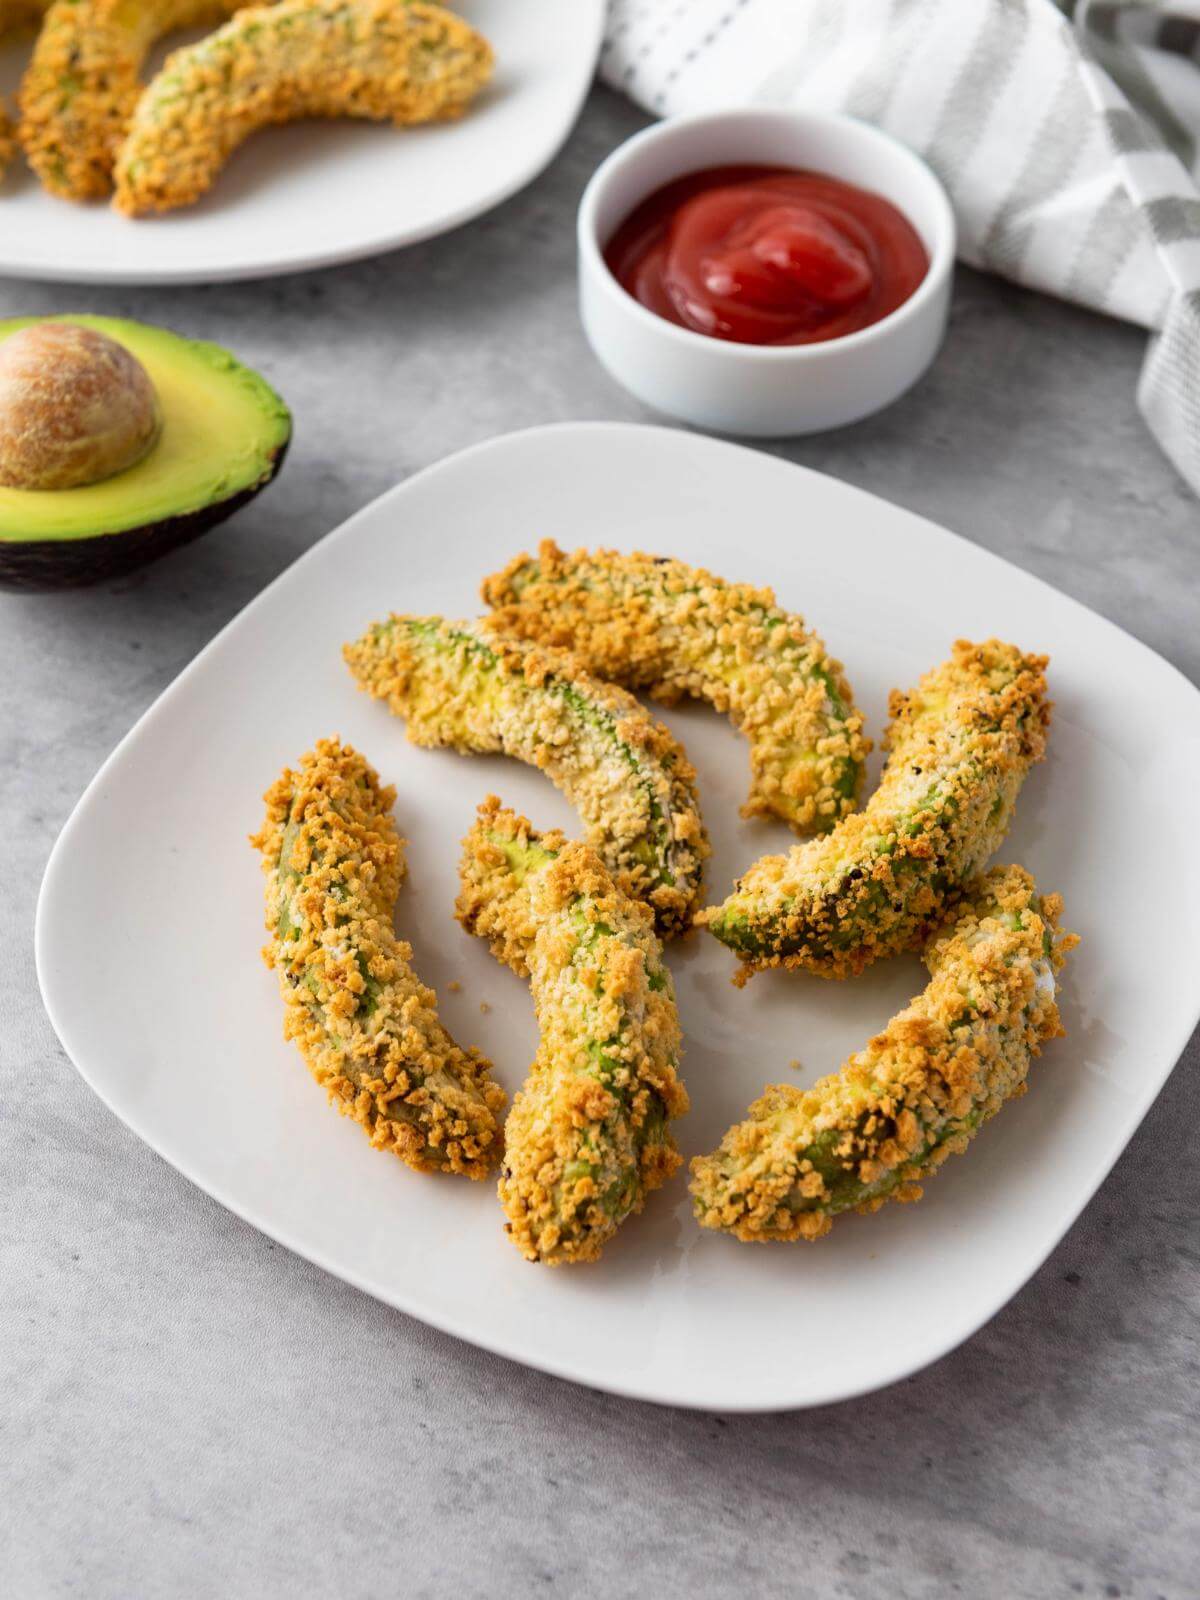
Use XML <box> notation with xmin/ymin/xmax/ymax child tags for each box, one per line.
<box><xmin>577</xmin><ymin>104</ymin><xmax>957</xmax><ymax>362</ymax></box>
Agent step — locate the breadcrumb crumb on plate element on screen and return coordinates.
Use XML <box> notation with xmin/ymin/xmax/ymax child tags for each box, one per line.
<box><xmin>35</xmin><ymin>423</ymin><xmax>1200</xmax><ymax>1411</ymax></box>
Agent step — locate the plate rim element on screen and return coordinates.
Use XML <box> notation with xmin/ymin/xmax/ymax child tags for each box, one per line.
<box><xmin>0</xmin><ymin>0</ymin><xmax>605</xmax><ymax>287</ymax></box>
<box><xmin>35</xmin><ymin>420</ymin><xmax>1200</xmax><ymax>1411</ymax></box>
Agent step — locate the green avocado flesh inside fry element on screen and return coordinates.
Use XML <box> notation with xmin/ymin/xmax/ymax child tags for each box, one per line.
<box><xmin>455</xmin><ymin>802</ymin><xmax>688</xmax><ymax>1264</ymax></box>
<box><xmin>482</xmin><ymin>540</ymin><xmax>869</xmax><ymax>834</ymax></box>
<box><xmin>112</xmin><ymin>0</ymin><xmax>494</xmax><ymax>215</ymax></box>
<box><xmin>252</xmin><ymin>738</ymin><xmax>504</xmax><ymax>1179</ymax></box>
<box><xmin>703</xmin><ymin>638</ymin><xmax>1052</xmax><ymax>979</ymax></box>
<box><xmin>691</xmin><ymin>865</ymin><xmax>1073</xmax><ymax>1242</ymax></box>
<box><xmin>343</xmin><ymin>614</ymin><xmax>709</xmax><ymax>937</ymax></box>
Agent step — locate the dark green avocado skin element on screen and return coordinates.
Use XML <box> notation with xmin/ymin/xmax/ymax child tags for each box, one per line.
<box><xmin>0</xmin><ymin>440</ymin><xmax>288</xmax><ymax>591</ymax></box>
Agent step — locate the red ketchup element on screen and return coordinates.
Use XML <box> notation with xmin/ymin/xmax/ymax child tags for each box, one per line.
<box><xmin>604</xmin><ymin>165</ymin><xmax>929</xmax><ymax>346</ymax></box>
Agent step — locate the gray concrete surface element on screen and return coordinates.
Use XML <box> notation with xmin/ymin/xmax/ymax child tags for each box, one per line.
<box><xmin>3</xmin><ymin>88</ymin><xmax>1198</xmax><ymax>1600</ymax></box>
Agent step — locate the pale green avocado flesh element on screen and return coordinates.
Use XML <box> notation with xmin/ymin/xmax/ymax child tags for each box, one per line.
<box><xmin>0</xmin><ymin>314</ymin><xmax>291</xmax><ymax>544</ymax></box>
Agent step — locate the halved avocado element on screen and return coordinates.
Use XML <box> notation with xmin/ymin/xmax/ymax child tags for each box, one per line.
<box><xmin>0</xmin><ymin>314</ymin><xmax>291</xmax><ymax>590</ymax></box>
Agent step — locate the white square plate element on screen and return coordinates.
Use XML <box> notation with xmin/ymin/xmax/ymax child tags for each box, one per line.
<box><xmin>36</xmin><ymin>423</ymin><xmax>1200</xmax><ymax>1411</ymax></box>
<box><xmin>0</xmin><ymin>0</ymin><xmax>603</xmax><ymax>285</ymax></box>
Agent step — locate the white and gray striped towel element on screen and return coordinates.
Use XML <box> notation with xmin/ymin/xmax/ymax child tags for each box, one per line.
<box><xmin>601</xmin><ymin>0</ymin><xmax>1200</xmax><ymax>493</ymax></box>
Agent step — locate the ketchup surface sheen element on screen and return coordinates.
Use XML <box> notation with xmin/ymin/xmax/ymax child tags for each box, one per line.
<box><xmin>604</xmin><ymin>165</ymin><xmax>929</xmax><ymax>346</ymax></box>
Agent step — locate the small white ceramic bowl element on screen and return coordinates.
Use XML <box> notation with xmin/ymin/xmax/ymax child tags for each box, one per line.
<box><xmin>578</xmin><ymin>107</ymin><xmax>956</xmax><ymax>437</ymax></box>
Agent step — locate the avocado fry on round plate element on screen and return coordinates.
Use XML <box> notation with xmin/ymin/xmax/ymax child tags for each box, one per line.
<box><xmin>19</xmin><ymin>0</ymin><xmax>254</xmax><ymax>201</ymax></box>
<box><xmin>114</xmin><ymin>0</ymin><xmax>494</xmax><ymax>216</ymax></box>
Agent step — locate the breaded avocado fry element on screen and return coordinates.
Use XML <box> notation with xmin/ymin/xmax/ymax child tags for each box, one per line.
<box><xmin>344</xmin><ymin>615</ymin><xmax>709</xmax><ymax>937</ymax></box>
<box><xmin>483</xmin><ymin>540</ymin><xmax>869</xmax><ymax>833</ymax></box>
<box><xmin>692</xmin><ymin>865</ymin><xmax>1074</xmax><ymax>1242</ymax></box>
<box><xmin>19</xmin><ymin>0</ymin><xmax>250</xmax><ymax>201</ymax></box>
<box><xmin>113</xmin><ymin>0</ymin><xmax>493</xmax><ymax>216</ymax></box>
<box><xmin>252</xmin><ymin>738</ymin><xmax>505</xmax><ymax>1178</ymax></box>
<box><xmin>704</xmin><ymin>639</ymin><xmax>1050</xmax><ymax>980</ymax></box>
<box><xmin>458</xmin><ymin>798</ymin><xmax>688</xmax><ymax>1265</ymax></box>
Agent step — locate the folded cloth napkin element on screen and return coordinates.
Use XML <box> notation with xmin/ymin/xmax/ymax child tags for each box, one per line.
<box><xmin>601</xmin><ymin>0</ymin><xmax>1200</xmax><ymax>493</ymax></box>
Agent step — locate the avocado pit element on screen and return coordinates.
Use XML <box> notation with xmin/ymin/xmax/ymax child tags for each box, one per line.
<box><xmin>0</xmin><ymin>321</ymin><xmax>162</xmax><ymax>491</ymax></box>
<box><xmin>0</xmin><ymin>313</ymin><xmax>291</xmax><ymax>591</ymax></box>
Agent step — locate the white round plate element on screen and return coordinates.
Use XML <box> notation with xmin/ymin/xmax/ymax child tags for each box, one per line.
<box><xmin>36</xmin><ymin>423</ymin><xmax>1200</xmax><ymax>1411</ymax></box>
<box><xmin>0</xmin><ymin>0</ymin><xmax>604</xmax><ymax>285</ymax></box>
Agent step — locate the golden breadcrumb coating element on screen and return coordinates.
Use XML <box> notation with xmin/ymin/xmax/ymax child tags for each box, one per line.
<box><xmin>456</xmin><ymin>799</ymin><xmax>562</xmax><ymax>982</ymax></box>
<box><xmin>484</xmin><ymin>539</ymin><xmax>869</xmax><ymax>833</ymax></box>
<box><xmin>19</xmin><ymin>0</ymin><xmax>250</xmax><ymax>201</ymax></box>
<box><xmin>343</xmin><ymin>614</ymin><xmax>710</xmax><ymax>938</ymax></box>
<box><xmin>251</xmin><ymin>738</ymin><xmax>505</xmax><ymax>1178</ymax></box>
<box><xmin>692</xmin><ymin>864</ymin><xmax>1076</xmax><ymax>1242</ymax></box>
<box><xmin>457</xmin><ymin>797</ymin><xmax>688</xmax><ymax>1265</ymax></box>
<box><xmin>113</xmin><ymin>0</ymin><xmax>493</xmax><ymax>216</ymax></box>
<box><xmin>705</xmin><ymin>639</ymin><xmax>1051</xmax><ymax>980</ymax></box>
